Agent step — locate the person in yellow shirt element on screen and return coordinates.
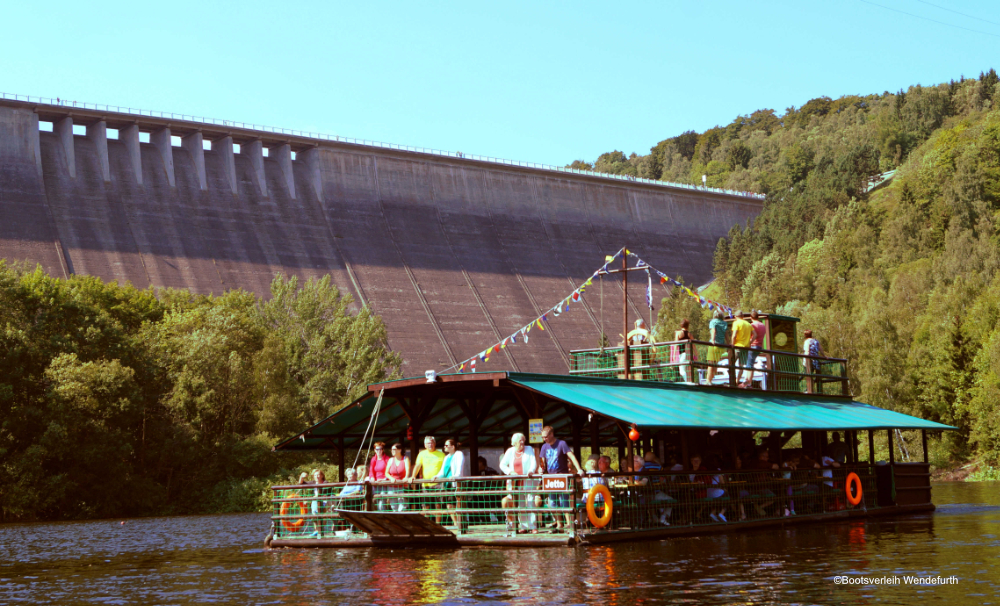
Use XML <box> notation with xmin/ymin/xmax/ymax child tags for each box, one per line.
<box><xmin>731</xmin><ymin>310</ymin><xmax>753</xmax><ymax>387</ymax></box>
<box><xmin>408</xmin><ymin>435</ymin><xmax>446</xmax><ymax>522</ymax></box>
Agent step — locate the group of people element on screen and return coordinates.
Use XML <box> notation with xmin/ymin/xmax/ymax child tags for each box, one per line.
<box><xmin>668</xmin><ymin>309</ymin><xmax>825</xmax><ymax>388</ymax></box>
<box><xmin>292</xmin><ymin>426</ymin><xmax>853</xmax><ymax>537</ymax></box>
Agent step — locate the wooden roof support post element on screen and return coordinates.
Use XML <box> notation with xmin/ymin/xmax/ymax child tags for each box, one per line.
<box><xmin>457</xmin><ymin>397</ymin><xmax>490</xmax><ymax>480</ymax></box>
<box><xmin>569</xmin><ymin>409</ymin><xmax>583</xmax><ymax>464</ymax></box>
<box><xmin>868</xmin><ymin>429</ymin><xmax>876</xmax><ymax>465</ymax></box>
<box><xmin>338</xmin><ymin>437</ymin><xmax>345</xmax><ymax>482</ymax></box>
<box><xmin>590</xmin><ymin>413</ymin><xmax>601</xmax><ymax>458</ymax></box>
<box><xmin>887</xmin><ymin>429</ymin><xmax>895</xmax><ymax>465</ymax></box>
<box><xmin>681</xmin><ymin>431</ymin><xmax>689</xmax><ymax>469</ymax></box>
<box><xmin>921</xmin><ymin>429</ymin><xmax>928</xmax><ymax>464</ymax></box>
<box><xmin>625</xmin><ymin>424</ymin><xmax>634</xmax><ymax>472</ymax></box>
<box><xmin>729</xmin><ymin>345</ymin><xmax>738</xmax><ymax>388</ymax></box>
<box><xmin>623</xmin><ymin>250</ymin><xmax>630</xmax><ymax>380</ymax></box>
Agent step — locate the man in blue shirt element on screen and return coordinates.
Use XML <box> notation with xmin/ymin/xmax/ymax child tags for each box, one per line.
<box><xmin>538</xmin><ymin>426</ymin><xmax>583</xmax><ymax>532</ymax></box>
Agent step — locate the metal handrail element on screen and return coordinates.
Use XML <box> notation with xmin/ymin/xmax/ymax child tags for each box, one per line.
<box><xmin>570</xmin><ymin>339</ymin><xmax>848</xmax><ymax>364</ymax></box>
<box><xmin>0</xmin><ymin>91</ymin><xmax>766</xmax><ymax>201</ymax></box>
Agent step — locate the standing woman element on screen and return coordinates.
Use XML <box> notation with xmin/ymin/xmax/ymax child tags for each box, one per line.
<box><xmin>384</xmin><ymin>443</ymin><xmax>410</xmax><ymax>512</ymax></box>
<box><xmin>310</xmin><ymin>469</ymin><xmax>327</xmax><ymax>537</ymax></box>
<box><xmin>367</xmin><ymin>442</ymin><xmax>392</xmax><ymax>510</ymax></box>
<box><xmin>499</xmin><ymin>432</ymin><xmax>539</xmax><ymax>533</ymax></box>
<box><xmin>707</xmin><ymin>309</ymin><xmax>729</xmax><ymax>379</ymax></box>
<box><xmin>673</xmin><ymin>318</ymin><xmax>696</xmax><ymax>382</ymax></box>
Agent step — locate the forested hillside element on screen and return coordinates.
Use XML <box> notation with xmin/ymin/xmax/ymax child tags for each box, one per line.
<box><xmin>0</xmin><ymin>269</ymin><xmax>399</xmax><ymax>521</ymax></box>
<box><xmin>577</xmin><ymin>69</ymin><xmax>1000</xmax><ymax>468</ymax></box>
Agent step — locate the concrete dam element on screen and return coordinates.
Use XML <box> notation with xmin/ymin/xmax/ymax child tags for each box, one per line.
<box><xmin>0</xmin><ymin>97</ymin><xmax>763</xmax><ymax>376</ymax></box>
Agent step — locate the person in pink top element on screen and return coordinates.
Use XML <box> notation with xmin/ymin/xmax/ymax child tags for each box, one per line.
<box><xmin>740</xmin><ymin>310</ymin><xmax>768</xmax><ymax>388</ymax></box>
<box><xmin>368</xmin><ymin>442</ymin><xmax>391</xmax><ymax>481</ymax></box>
<box><xmin>367</xmin><ymin>442</ymin><xmax>392</xmax><ymax>511</ymax></box>
<box><xmin>384</xmin><ymin>442</ymin><xmax>410</xmax><ymax>511</ymax></box>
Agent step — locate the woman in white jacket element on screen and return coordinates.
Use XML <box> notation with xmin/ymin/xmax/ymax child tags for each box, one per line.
<box><xmin>498</xmin><ymin>432</ymin><xmax>539</xmax><ymax>533</ymax></box>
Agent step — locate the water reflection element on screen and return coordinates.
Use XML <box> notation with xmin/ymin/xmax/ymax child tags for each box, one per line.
<box><xmin>1</xmin><ymin>483</ymin><xmax>998</xmax><ymax>604</ymax></box>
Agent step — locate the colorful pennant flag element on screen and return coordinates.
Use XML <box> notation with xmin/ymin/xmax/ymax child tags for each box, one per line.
<box><xmin>442</xmin><ymin>246</ymin><xmax>733</xmax><ymax>375</ymax></box>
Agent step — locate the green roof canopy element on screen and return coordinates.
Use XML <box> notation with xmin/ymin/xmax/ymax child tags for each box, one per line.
<box><xmin>510</xmin><ymin>374</ymin><xmax>954</xmax><ymax>431</ymax></box>
<box><xmin>274</xmin><ymin>373</ymin><xmax>953</xmax><ymax>452</ymax></box>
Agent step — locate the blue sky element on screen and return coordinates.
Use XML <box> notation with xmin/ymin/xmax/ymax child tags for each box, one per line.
<box><xmin>1</xmin><ymin>0</ymin><xmax>996</xmax><ymax>166</ymax></box>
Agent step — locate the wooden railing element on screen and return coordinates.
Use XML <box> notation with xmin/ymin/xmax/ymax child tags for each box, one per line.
<box><xmin>569</xmin><ymin>340</ymin><xmax>850</xmax><ymax>396</ymax></box>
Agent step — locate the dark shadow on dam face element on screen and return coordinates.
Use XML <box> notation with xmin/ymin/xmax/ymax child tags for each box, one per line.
<box><xmin>0</xmin><ymin>104</ymin><xmax>761</xmax><ymax>375</ymax></box>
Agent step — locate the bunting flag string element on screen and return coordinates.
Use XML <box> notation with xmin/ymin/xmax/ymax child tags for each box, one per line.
<box><xmin>443</xmin><ymin>247</ymin><xmax>733</xmax><ymax>374</ymax></box>
<box><xmin>626</xmin><ymin>251</ymin><xmax>734</xmax><ymax>316</ymax></box>
<box><xmin>443</xmin><ymin>247</ymin><xmax>628</xmax><ymax>373</ymax></box>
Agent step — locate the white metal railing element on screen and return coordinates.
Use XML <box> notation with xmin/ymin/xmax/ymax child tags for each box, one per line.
<box><xmin>0</xmin><ymin>91</ymin><xmax>765</xmax><ymax>201</ymax></box>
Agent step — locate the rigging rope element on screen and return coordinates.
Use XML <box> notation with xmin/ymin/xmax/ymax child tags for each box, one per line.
<box><xmin>333</xmin><ymin>388</ymin><xmax>384</xmax><ymax>510</ymax></box>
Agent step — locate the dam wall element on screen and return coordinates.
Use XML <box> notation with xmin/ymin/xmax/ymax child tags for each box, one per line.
<box><xmin>0</xmin><ymin>98</ymin><xmax>763</xmax><ymax>376</ymax></box>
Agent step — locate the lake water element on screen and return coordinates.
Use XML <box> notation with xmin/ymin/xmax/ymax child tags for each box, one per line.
<box><xmin>2</xmin><ymin>482</ymin><xmax>998</xmax><ymax>605</ymax></box>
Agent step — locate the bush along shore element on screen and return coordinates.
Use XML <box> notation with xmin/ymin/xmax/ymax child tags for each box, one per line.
<box><xmin>0</xmin><ymin>265</ymin><xmax>400</xmax><ymax>522</ymax></box>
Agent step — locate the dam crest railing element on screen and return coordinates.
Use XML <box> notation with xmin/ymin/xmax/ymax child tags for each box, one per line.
<box><xmin>0</xmin><ymin>91</ymin><xmax>764</xmax><ymax>201</ymax></box>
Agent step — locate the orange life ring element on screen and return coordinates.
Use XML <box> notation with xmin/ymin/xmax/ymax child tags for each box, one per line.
<box><xmin>586</xmin><ymin>484</ymin><xmax>613</xmax><ymax>528</ymax></box>
<box><xmin>280</xmin><ymin>492</ymin><xmax>308</xmax><ymax>531</ymax></box>
<box><xmin>845</xmin><ymin>472</ymin><xmax>863</xmax><ymax>506</ymax></box>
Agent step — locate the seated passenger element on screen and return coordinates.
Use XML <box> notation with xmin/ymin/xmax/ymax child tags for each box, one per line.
<box><xmin>477</xmin><ymin>456</ymin><xmax>499</xmax><ymax>476</ymax></box>
<box><xmin>705</xmin><ymin>455</ymin><xmax>727</xmax><ymax>522</ymax></box>
<box><xmin>818</xmin><ymin>450</ymin><xmax>841</xmax><ymax>488</ymax></box>
<box><xmin>339</xmin><ymin>467</ymin><xmax>363</xmax><ymax>498</ymax></box>
<box><xmin>689</xmin><ymin>454</ymin><xmax>725</xmax><ymax>523</ymax></box>
<box><xmin>745</xmin><ymin>449</ymin><xmax>779</xmax><ymax>517</ymax></box>
<box><xmin>578</xmin><ymin>458</ymin><xmax>601</xmax><ymax>526</ymax></box>
<box><xmin>597</xmin><ymin>455</ymin><xmax>612</xmax><ymax>476</ymax></box>
<box><xmin>781</xmin><ymin>454</ymin><xmax>801</xmax><ymax>517</ymax></box>
<box><xmin>641</xmin><ymin>452</ymin><xmax>673</xmax><ymax>525</ymax></box>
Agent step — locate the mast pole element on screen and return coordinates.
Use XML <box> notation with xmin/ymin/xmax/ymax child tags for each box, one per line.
<box><xmin>623</xmin><ymin>248</ymin><xmax>630</xmax><ymax>380</ymax></box>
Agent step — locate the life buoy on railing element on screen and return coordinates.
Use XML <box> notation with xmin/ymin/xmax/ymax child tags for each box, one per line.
<box><xmin>586</xmin><ymin>484</ymin><xmax>613</xmax><ymax>528</ymax></box>
<box><xmin>845</xmin><ymin>472</ymin><xmax>863</xmax><ymax>506</ymax></box>
<box><xmin>279</xmin><ymin>492</ymin><xmax>308</xmax><ymax>531</ymax></box>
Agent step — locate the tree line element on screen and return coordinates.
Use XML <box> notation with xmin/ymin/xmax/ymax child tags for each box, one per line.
<box><xmin>0</xmin><ymin>267</ymin><xmax>399</xmax><ymax>521</ymax></box>
<box><xmin>585</xmin><ymin>69</ymin><xmax>1000</xmax><ymax>467</ymax></box>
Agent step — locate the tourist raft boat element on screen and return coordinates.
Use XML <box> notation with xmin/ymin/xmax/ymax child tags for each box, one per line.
<box><xmin>266</xmin><ymin>314</ymin><xmax>953</xmax><ymax>548</ymax></box>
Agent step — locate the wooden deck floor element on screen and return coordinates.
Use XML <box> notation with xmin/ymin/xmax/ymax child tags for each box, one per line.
<box><xmin>267</xmin><ymin>504</ymin><xmax>935</xmax><ymax>549</ymax></box>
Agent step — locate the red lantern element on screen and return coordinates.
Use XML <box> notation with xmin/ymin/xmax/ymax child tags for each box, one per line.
<box><xmin>629</xmin><ymin>427</ymin><xmax>640</xmax><ymax>441</ymax></box>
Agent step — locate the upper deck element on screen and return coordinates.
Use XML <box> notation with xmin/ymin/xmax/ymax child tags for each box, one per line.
<box><xmin>569</xmin><ymin>340</ymin><xmax>849</xmax><ymax>397</ymax></box>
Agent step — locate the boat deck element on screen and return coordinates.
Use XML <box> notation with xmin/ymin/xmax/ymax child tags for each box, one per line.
<box><xmin>266</xmin><ymin>502</ymin><xmax>936</xmax><ymax>549</ymax></box>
